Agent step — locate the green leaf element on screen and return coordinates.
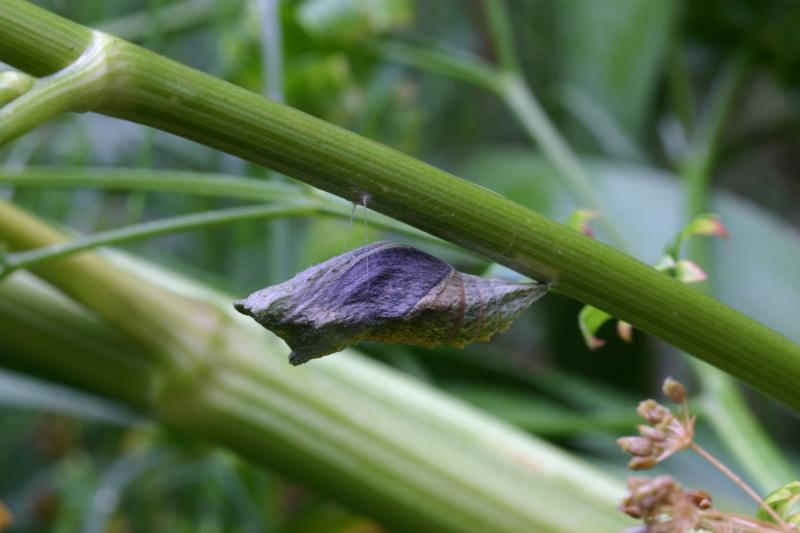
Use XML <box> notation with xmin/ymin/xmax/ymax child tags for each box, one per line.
<box><xmin>578</xmin><ymin>305</ymin><xmax>612</xmax><ymax>350</ymax></box>
<box><xmin>757</xmin><ymin>481</ymin><xmax>800</xmax><ymax>526</ymax></box>
<box><xmin>296</xmin><ymin>0</ymin><xmax>413</xmax><ymax>42</ymax></box>
<box><xmin>554</xmin><ymin>0</ymin><xmax>676</xmax><ymax>137</ymax></box>
<box><xmin>565</xmin><ymin>208</ymin><xmax>600</xmax><ymax>237</ymax></box>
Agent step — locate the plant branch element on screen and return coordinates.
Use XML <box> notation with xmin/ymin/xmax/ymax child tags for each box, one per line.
<box><xmin>679</xmin><ymin>50</ymin><xmax>795</xmax><ymax>491</ymax></box>
<box><xmin>0</xmin><ymin>203</ymin><xmax>317</xmax><ymax>278</ymax></box>
<box><xmin>382</xmin><ymin>21</ymin><xmax>794</xmax><ymax>489</ymax></box>
<box><xmin>483</xmin><ymin>0</ymin><xmax>520</xmax><ymax>74</ymax></box>
<box><xmin>0</xmin><ymin>167</ymin><xmax>443</xmax><ymax>246</ymax></box>
<box><xmin>1</xmin><ymin>1</ymin><xmax>800</xmax><ymax>413</ymax></box>
<box><xmin>0</xmin><ymin>70</ymin><xmax>35</xmax><ymax>105</ymax></box>
<box><xmin>690</xmin><ymin>442</ymin><xmax>787</xmax><ymax>528</ymax></box>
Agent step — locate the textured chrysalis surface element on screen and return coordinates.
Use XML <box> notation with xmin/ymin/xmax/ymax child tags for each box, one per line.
<box><xmin>234</xmin><ymin>241</ymin><xmax>548</xmax><ymax>365</ymax></box>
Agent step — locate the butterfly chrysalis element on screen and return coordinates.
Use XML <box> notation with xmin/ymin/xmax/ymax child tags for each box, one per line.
<box><xmin>234</xmin><ymin>241</ymin><xmax>548</xmax><ymax>365</ymax></box>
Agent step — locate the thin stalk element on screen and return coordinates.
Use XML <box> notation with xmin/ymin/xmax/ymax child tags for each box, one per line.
<box><xmin>680</xmin><ymin>51</ymin><xmax>794</xmax><ymax>491</ymax></box>
<box><xmin>0</xmin><ymin>167</ymin><xmax>305</xmax><ymax>200</ymax></box>
<box><xmin>482</xmin><ymin>0</ymin><xmax>520</xmax><ymax>74</ymax></box>
<box><xmin>259</xmin><ymin>0</ymin><xmax>292</xmax><ymax>284</ymax></box>
<box><xmin>690</xmin><ymin>442</ymin><xmax>787</xmax><ymax>528</ymax></box>
<box><xmin>669</xmin><ymin>45</ymin><xmax>695</xmax><ymax>140</ymax></box>
<box><xmin>1</xmin><ymin>1</ymin><xmax>800</xmax><ymax>414</ymax></box>
<box><xmin>0</xmin><ymin>167</ymin><xmax>443</xmax><ymax>246</ymax></box>
<box><xmin>0</xmin><ymin>203</ymin><xmax>317</xmax><ymax>277</ymax></box>
<box><xmin>375</xmin><ymin>40</ymin><xmax>503</xmax><ymax>92</ymax></box>
<box><xmin>97</xmin><ymin>0</ymin><xmax>223</xmax><ymax>42</ymax></box>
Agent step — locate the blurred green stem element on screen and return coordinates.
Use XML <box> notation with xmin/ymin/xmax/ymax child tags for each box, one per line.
<box><xmin>377</xmin><ymin>42</ymin><xmax>627</xmax><ymax>247</ymax></box>
<box><xmin>668</xmin><ymin>44</ymin><xmax>695</xmax><ymax>140</ymax></box>
<box><xmin>0</xmin><ymin>203</ymin><xmax>316</xmax><ymax>277</ymax></box>
<box><xmin>259</xmin><ymin>0</ymin><xmax>292</xmax><ymax>284</ymax></box>
<box><xmin>98</xmin><ymin>0</ymin><xmax>223</xmax><ymax>42</ymax></box>
<box><xmin>681</xmin><ymin>51</ymin><xmax>794</xmax><ymax>491</ymax></box>
<box><xmin>0</xmin><ymin>167</ymin><xmax>440</xmax><ymax>245</ymax></box>
<box><xmin>483</xmin><ymin>0</ymin><xmax>520</xmax><ymax>75</ymax></box>
<box><xmin>1</xmin><ymin>1</ymin><xmax>800</xmax><ymax>421</ymax></box>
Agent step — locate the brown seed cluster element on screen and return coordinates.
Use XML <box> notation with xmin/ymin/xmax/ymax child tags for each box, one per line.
<box><xmin>620</xmin><ymin>475</ymin><xmax>710</xmax><ymax>533</ymax></box>
<box><xmin>617</xmin><ymin>398</ymin><xmax>695</xmax><ymax>470</ymax></box>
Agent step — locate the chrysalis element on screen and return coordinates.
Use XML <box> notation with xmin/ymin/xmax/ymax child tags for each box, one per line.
<box><xmin>234</xmin><ymin>241</ymin><xmax>548</xmax><ymax>365</ymax></box>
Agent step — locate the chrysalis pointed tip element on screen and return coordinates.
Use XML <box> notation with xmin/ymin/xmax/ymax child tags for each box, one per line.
<box><xmin>233</xmin><ymin>299</ymin><xmax>251</xmax><ymax>316</ymax></box>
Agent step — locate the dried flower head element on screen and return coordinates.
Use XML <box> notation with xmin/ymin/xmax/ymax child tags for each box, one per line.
<box><xmin>618</xmin><ymin>380</ymin><xmax>695</xmax><ymax>470</ymax></box>
<box><xmin>619</xmin><ymin>378</ymin><xmax>795</xmax><ymax>532</ymax></box>
<box><xmin>620</xmin><ymin>476</ymin><xmax>704</xmax><ymax>533</ymax></box>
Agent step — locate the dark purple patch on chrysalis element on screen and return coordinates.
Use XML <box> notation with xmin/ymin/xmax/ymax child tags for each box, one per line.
<box><xmin>318</xmin><ymin>245</ymin><xmax>452</xmax><ymax>323</ymax></box>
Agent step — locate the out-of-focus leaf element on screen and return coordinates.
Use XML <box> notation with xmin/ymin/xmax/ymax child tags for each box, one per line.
<box><xmin>565</xmin><ymin>208</ymin><xmax>599</xmax><ymax>237</ymax></box>
<box><xmin>445</xmin><ymin>384</ymin><xmax>640</xmax><ymax>436</ymax></box>
<box><xmin>555</xmin><ymin>0</ymin><xmax>675</xmax><ymax>137</ymax></box>
<box><xmin>578</xmin><ymin>305</ymin><xmax>611</xmax><ymax>350</ymax></box>
<box><xmin>285</xmin><ymin>52</ymin><xmax>357</xmax><ymax>121</ymax></box>
<box><xmin>296</xmin><ymin>0</ymin><xmax>413</xmax><ymax>42</ymax></box>
<box><xmin>757</xmin><ymin>481</ymin><xmax>800</xmax><ymax>526</ymax></box>
<box><xmin>277</xmin><ymin>501</ymin><xmax>380</xmax><ymax>533</ymax></box>
<box><xmin>686</xmin><ymin>0</ymin><xmax>800</xmax><ymax>85</ymax></box>
<box><xmin>674</xmin><ymin>260</ymin><xmax>707</xmax><ymax>284</ymax></box>
<box><xmin>0</xmin><ymin>370</ymin><xmax>138</xmax><ymax>426</ymax></box>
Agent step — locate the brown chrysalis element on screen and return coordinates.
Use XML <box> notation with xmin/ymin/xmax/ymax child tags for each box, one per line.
<box><xmin>234</xmin><ymin>241</ymin><xmax>548</xmax><ymax>365</ymax></box>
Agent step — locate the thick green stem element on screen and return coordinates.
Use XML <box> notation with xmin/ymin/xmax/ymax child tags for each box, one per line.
<box><xmin>380</xmin><ymin>20</ymin><xmax>795</xmax><ymax>487</ymax></box>
<box><xmin>1</xmin><ymin>1</ymin><xmax>800</xmax><ymax>413</ymax></box>
<box><xmin>680</xmin><ymin>51</ymin><xmax>795</xmax><ymax>491</ymax></box>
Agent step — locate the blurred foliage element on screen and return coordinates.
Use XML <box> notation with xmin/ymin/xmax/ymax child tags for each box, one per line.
<box><xmin>686</xmin><ymin>0</ymin><xmax>800</xmax><ymax>85</ymax></box>
<box><xmin>3</xmin><ymin>0</ymin><xmax>800</xmax><ymax>530</ymax></box>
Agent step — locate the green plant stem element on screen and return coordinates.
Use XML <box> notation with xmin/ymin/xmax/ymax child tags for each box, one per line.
<box><xmin>482</xmin><ymin>0</ymin><xmax>520</xmax><ymax>75</ymax></box>
<box><xmin>0</xmin><ymin>167</ymin><xmax>441</xmax><ymax>245</ymax></box>
<box><xmin>0</xmin><ymin>203</ymin><xmax>316</xmax><ymax>277</ymax></box>
<box><xmin>690</xmin><ymin>442</ymin><xmax>788</xmax><ymax>528</ymax></box>
<box><xmin>668</xmin><ymin>44</ymin><xmax>695</xmax><ymax>140</ymax></box>
<box><xmin>380</xmin><ymin>24</ymin><xmax>794</xmax><ymax>491</ymax></box>
<box><xmin>1</xmin><ymin>2</ymin><xmax>800</xmax><ymax>413</ymax></box>
<box><xmin>681</xmin><ymin>51</ymin><xmax>795</xmax><ymax>491</ymax></box>
<box><xmin>0</xmin><ymin>167</ymin><xmax>302</xmax><ymax>200</ymax></box>
<box><xmin>259</xmin><ymin>0</ymin><xmax>292</xmax><ymax>284</ymax></box>
<box><xmin>0</xmin><ymin>70</ymin><xmax>35</xmax><ymax>105</ymax></box>
<box><xmin>0</xmin><ymin>201</ymin><xmax>629</xmax><ymax>532</ymax></box>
